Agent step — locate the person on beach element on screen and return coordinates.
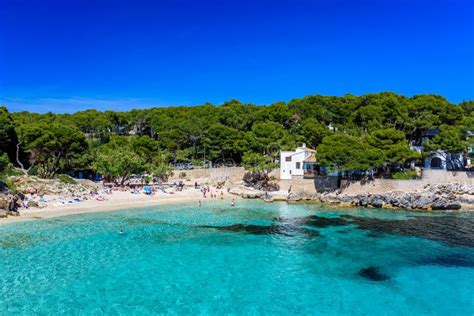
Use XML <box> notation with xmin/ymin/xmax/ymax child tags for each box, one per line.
<box><xmin>220</xmin><ymin>191</ymin><xmax>224</xmax><ymax>199</ymax></box>
<box><xmin>231</xmin><ymin>199</ymin><xmax>235</xmax><ymax>207</ymax></box>
<box><xmin>199</xmin><ymin>200</ymin><xmax>202</xmax><ymax>207</ymax></box>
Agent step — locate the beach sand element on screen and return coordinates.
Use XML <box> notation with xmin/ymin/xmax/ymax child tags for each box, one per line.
<box><xmin>0</xmin><ymin>188</ymin><xmax>235</xmax><ymax>225</ymax></box>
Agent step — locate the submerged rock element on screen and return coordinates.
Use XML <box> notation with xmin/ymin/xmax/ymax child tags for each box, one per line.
<box><xmin>358</xmin><ymin>266</ymin><xmax>390</xmax><ymax>281</ymax></box>
<box><xmin>420</xmin><ymin>254</ymin><xmax>474</xmax><ymax>268</ymax></box>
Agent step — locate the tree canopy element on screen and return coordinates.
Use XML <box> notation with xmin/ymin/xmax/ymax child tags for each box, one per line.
<box><xmin>0</xmin><ymin>92</ymin><xmax>471</xmax><ymax>180</ymax></box>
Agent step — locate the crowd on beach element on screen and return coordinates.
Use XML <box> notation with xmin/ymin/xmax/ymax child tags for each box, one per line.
<box><xmin>2</xmin><ymin>178</ymin><xmax>229</xmax><ymax>217</ymax></box>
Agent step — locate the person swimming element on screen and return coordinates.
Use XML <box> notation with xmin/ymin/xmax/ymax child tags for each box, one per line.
<box><xmin>119</xmin><ymin>230</ymin><xmax>125</xmax><ymax>235</ymax></box>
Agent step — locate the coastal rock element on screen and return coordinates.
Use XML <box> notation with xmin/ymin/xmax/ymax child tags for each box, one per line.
<box><xmin>287</xmin><ymin>193</ymin><xmax>302</xmax><ymax>202</ymax></box>
<box><xmin>370</xmin><ymin>198</ymin><xmax>384</xmax><ymax>208</ymax></box>
<box><xmin>431</xmin><ymin>198</ymin><xmax>448</xmax><ymax>210</ymax></box>
<box><xmin>0</xmin><ymin>210</ymin><xmax>6</xmax><ymax>218</ymax></box>
<box><xmin>444</xmin><ymin>201</ymin><xmax>462</xmax><ymax>210</ymax></box>
<box><xmin>228</xmin><ymin>186</ymin><xmax>264</xmax><ymax>199</ymax></box>
<box><xmin>0</xmin><ymin>198</ymin><xmax>8</xmax><ymax>210</ymax></box>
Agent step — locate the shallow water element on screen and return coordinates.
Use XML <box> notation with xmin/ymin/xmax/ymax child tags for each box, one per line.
<box><xmin>1</xmin><ymin>200</ymin><xmax>473</xmax><ymax>315</ymax></box>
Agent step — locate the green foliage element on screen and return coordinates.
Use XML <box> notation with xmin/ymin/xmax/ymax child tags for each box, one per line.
<box><xmin>242</xmin><ymin>152</ymin><xmax>278</xmax><ymax>174</ymax></box>
<box><xmin>18</xmin><ymin>123</ymin><xmax>88</xmax><ymax>178</ymax></box>
<box><xmin>424</xmin><ymin>125</ymin><xmax>466</xmax><ymax>153</ymax></box>
<box><xmin>3</xmin><ymin>92</ymin><xmax>472</xmax><ymax>177</ymax></box>
<box><xmin>93</xmin><ymin>138</ymin><xmax>146</xmax><ymax>184</ymax></box>
<box><xmin>151</xmin><ymin>162</ymin><xmax>172</xmax><ymax>180</ymax></box>
<box><xmin>0</xmin><ymin>107</ymin><xmax>18</xmax><ymax>162</ymax></box>
<box><xmin>317</xmin><ymin>134</ymin><xmax>385</xmax><ymax>171</ymax></box>
<box><xmin>390</xmin><ymin>170</ymin><xmax>419</xmax><ymax>180</ymax></box>
<box><xmin>0</xmin><ymin>152</ymin><xmax>9</xmax><ymax>173</ymax></box>
<box><xmin>57</xmin><ymin>174</ymin><xmax>77</xmax><ymax>185</ymax></box>
<box><xmin>366</xmin><ymin>128</ymin><xmax>420</xmax><ymax>164</ymax></box>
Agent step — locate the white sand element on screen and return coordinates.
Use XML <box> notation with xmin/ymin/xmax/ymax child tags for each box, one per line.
<box><xmin>0</xmin><ymin>187</ymin><xmax>235</xmax><ymax>225</ymax></box>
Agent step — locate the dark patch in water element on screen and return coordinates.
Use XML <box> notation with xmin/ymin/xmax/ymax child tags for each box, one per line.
<box><xmin>275</xmin><ymin>215</ymin><xmax>349</xmax><ymax>228</ymax></box>
<box><xmin>204</xmin><ymin>214</ymin><xmax>474</xmax><ymax>247</ymax></box>
<box><xmin>420</xmin><ymin>254</ymin><xmax>474</xmax><ymax>268</ymax></box>
<box><xmin>358</xmin><ymin>266</ymin><xmax>390</xmax><ymax>281</ymax></box>
<box><xmin>201</xmin><ymin>223</ymin><xmax>320</xmax><ymax>238</ymax></box>
<box><xmin>342</xmin><ymin>215</ymin><xmax>474</xmax><ymax>248</ymax></box>
<box><xmin>367</xmin><ymin>232</ymin><xmax>381</xmax><ymax>238</ymax></box>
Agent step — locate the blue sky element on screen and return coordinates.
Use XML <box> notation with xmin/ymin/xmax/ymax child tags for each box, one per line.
<box><xmin>0</xmin><ymin>0</ymin><xmax>473</xmax><ymax>113</ymax></box>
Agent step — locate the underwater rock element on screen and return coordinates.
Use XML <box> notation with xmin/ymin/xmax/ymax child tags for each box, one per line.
<box><xmin>358</xmin><ymin>266</ymin><xmax>390</xmax><ymax>281</ymax></box>
<box><xmin>201</xmin><ymin>223</ymin><xmax>320</xmax><ymax>238</ymax></box>
<box><xmin>343</xmin><ymin>214</ymin><xmax>474</xmax><ymax>248</ymax></box>
<box><xmin>420</xmin><ymin>254</ymin><xmax>474</xmax><ymax>268</ymax></box>
<box><xmin>275</xmin><ymin>215</ymin><xmax>349</xmax><ymax>228</ymax></box>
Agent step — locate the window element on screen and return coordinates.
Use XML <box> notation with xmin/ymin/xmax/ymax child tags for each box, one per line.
<box><xmin>285</xmin><ymin>156</ymin><xmax>292</xmax><ymax>162</ymax></box>
<box><xmin>296</xmin><ymin>162</ymin><xmax>301</xmax><ymax>169</ymax></box>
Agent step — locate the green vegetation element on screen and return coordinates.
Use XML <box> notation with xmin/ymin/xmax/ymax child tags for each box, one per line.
<box><xmin>390</xmin><ymin>170</ymin><xmax>419</xmax><ymax>180</ymax></box>
<box><xmin>57</xmin><ymin>174</ymin><xmax>78</xmax><ymax>185</ymax></box>
<box><xmin>0</xmin><ymin>92</ymin><xmax>472</xmax><ymax>182</ymax></box>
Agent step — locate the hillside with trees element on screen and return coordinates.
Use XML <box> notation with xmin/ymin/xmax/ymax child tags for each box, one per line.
<box><xmin>0</xmin><ymin>92</ymin><xmax>473</xmax><ymax>182</ymax></box>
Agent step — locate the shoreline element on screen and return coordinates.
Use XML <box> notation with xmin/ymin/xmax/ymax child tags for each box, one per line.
<box><xmin>0</xmin><ymin>190</ymin><xmax>237</xmax><ymax>225</ymax></box>
<box><xmin>2</xmin><ymin>185</ymin><xmax>474</xmax><ymax>225</ymax></box>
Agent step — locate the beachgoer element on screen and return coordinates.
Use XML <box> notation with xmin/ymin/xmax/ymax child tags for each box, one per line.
<box><xmin>199</xmin><ymin>200</ymin><xmax>202</xmax><ymax>207</ymax></box>
<box><xmin>220</xmin><ymin>191</ymin><xmax>224</xmax><ymax>199</ymax></box>
<box><xmin>231</xmin><ymin>199</ymin><xmax>235</xmax><ymax>207</ymax></box>
<box><xmin>119</xmin><ymin>230</ymin><xmax>125</xmax><ymax>235</ymax></box>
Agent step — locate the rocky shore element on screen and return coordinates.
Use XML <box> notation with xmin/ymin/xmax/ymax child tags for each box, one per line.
<box><xmin>229</xmin><ymin>183</ymin><xmax>474</xmax><ymax>212</ymax></box>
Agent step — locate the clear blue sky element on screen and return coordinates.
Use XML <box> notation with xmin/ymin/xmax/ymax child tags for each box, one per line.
<box><xmin>0</xmin><ymin>0</ymin><xmax>473</xmax><ymax>113</ymax></box>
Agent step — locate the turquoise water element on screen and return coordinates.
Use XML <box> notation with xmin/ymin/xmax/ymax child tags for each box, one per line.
<box><xmin>1</xmin><ymin>200</ymin><xmax>473</xmax><ymax>315</ymax></box>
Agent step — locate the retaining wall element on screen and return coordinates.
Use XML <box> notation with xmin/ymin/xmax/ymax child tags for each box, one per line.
<box><xmin>341</xmin><ymin>169</ymin><xmax>474</xmax><ymax>195</ymax></box>
<box><xmin>171</xmin><ymin>167</ymin><xmax>474</xmax><ymax>194</ymax></box>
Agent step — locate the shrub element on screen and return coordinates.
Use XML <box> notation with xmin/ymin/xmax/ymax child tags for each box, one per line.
<box><xmin>391</xmin><ymin>170</ymin><xmax>419</xmax><ymax>180</ymax></box>
<box><xmin>0</xmin><ymin>153</ymin><xmax>9</xmax><ymax>173</ymax></box>
<box><xmin>57</xmin><ymin>174</ymin><xmax>77</xmax><ymax>185</ymax></box>
<box><xmin>179</xmin><ymin>171</ymin><xmax>187</xmax><ymax>179</ymax></box>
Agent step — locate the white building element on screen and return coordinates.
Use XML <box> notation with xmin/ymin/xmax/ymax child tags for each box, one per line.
<box><xmin>280</xmin><ymin>144</ymin><xmax>317</xmax><ymax>180</ymax></box>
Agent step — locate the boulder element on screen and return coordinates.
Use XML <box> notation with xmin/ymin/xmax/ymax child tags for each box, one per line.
<box><xmin>0</xmin><ymin>198</ymin><xmax>8</xmax><ymax>210</ymax></box>
<box><xmin>370</xmin><ymin>198</ymin><xmax>384</xmax><ymax>208</ymax></box>
<box><xmin>287</xmin><ymin>193</ymin><xmax>302</xmax><ymax>202</ymax></box>
<box><xmin>431</xmin><ymin>198</ymin><xmax>448</xmax><ymax>210</ymax></box>
<box><xmin>445</xmin><ymin>201</ymin><xmax>462</xmax><ymax>210</ymax></box>
<box><xmin>228</xmin><ymin>186</ymin><xmax>264</xmax><ymax>199</ymax></box>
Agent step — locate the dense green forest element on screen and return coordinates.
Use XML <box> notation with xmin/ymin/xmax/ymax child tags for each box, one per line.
<box><xmin>1</xmin><ymin>92</ymin><xmax>473</xmax><ymax>181</ymax></box>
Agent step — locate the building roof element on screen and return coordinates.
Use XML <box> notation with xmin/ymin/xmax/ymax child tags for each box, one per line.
<box><xmin>303</xmin><ymin>153</ymin><xmax>316</xmax><ymax>163</ymax></box>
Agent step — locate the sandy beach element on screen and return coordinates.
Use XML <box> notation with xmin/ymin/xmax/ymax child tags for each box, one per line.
<box><xmin>0</xmin><ymin>187</ymin><xmax>236</xmax><ymax>225</ymax></box>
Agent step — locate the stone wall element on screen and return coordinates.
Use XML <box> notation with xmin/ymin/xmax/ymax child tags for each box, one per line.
<box><xmin>279</xmin><ymin>176</ymin><xmax>339</xmax><ymax>193</ymax></box>
<box><xmin>341</xmin><ymin>169</ymin><xmax>474</xmax><ymax>195</ymax></box>
<box><xmin>171</xmin><ymin>167</ymin><xmax>474</xmax><ymax>194</ymax></box>
<box><xmin>169</xmin><ymin>167</ymin><xmax>246</xmax><ymax>184</ymax></box>
<box><xmin>280</xmin><ymin>169</ymin><xmax>474</xmax><ymax>195</ymax></box>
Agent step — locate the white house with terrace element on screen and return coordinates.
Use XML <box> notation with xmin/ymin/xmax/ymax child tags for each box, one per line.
<box><xmin>280</xmin><ymin>144</ymin><xmax>317</xmax><ymax>180</ymax></box>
